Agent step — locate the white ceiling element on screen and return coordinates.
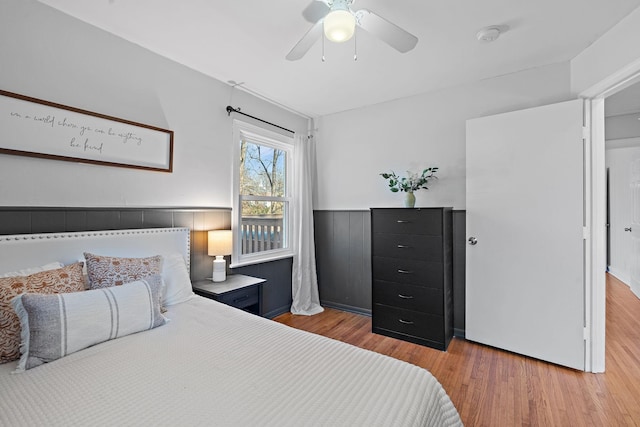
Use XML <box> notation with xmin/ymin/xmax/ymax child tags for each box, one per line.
<box><xmin>38</xmin><ymin>0</ymin><xmax>640</xmax><ymax>118</ymax></box>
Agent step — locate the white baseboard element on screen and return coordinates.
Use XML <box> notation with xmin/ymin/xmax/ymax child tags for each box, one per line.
<box><xmin>608</xmin><ymin>267</ymin><xmax>630</xmax><ymax>287</ymax></box>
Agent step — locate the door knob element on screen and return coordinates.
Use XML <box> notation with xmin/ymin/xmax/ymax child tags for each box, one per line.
<box><xmin>468</xmin><ymin>237</ymin><xmax>478</xmax><ymax>245</ymax></box>
<box><xmin>625</xmin><ymin>227</ymin><xmax>632</xmax><ymax>232</ymax></box>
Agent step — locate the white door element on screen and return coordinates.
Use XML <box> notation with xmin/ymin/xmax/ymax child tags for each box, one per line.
<box><xmin>630</xmin><ymin>158</ymin><xmax>640</xmax><ymax>298</ymax></box>
<box><xmin>466</xmin><ymin>99</ymin><xmax>585</xmax><ymax>370</ymax></box>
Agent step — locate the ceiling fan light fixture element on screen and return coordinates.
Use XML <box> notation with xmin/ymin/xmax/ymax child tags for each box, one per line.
<box><xmin>324</xmin><ymin>10</ymin><xmax>355</xmax><ymax>43</ymax></box>
<box><xmin>286</xmin><ymin>0</ymin><xmax>418</xmax><ymax>61</ymax></box>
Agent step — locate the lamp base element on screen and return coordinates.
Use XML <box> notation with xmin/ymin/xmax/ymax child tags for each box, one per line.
<box><xmin>212</xmin><ymin>256</ymin><xmax>226</xmax><ymax>282</ymax></box>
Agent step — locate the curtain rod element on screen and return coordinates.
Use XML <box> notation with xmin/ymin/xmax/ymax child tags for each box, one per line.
<box><xmin>226</xmin><ymin>106</ymin><xmax>295</xmax><ymax>134</ymax></box>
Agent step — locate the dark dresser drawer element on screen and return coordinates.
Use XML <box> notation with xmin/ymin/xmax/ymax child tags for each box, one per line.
<box><xmin>373</xmin><ymin>304</ymin><xmax>445</xmax><ymax>344</ymax></box>
<box><xmin>372</xmin><ymin>233</ymin><xmax>443</xmax><ymax>261</ymax></box>
<box><xmin>371</xmin><ymin>209</ymin><xmax>442</xmax><ymax>235</ymax></box>
<box><xmin>372</xmin><ymin>256</ymin><xmax>443</xmax><ymax>288</ymax></box>
<box><xmin>373</xmin><ymin>280</ymin><xmax>443</xmax><ymax>315</ymax></box>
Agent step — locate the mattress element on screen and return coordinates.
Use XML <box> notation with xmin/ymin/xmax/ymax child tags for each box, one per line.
<box><xmin>0</xmin><ymin>296</ymin><xmax>462</xmax><ymax>426</ymax></box>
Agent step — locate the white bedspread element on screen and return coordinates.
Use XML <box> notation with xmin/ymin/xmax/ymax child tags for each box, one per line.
<box><xmin>0</xmin><ymin>296</ymin><xmax>462</xmax><ymax>426</ymax></box>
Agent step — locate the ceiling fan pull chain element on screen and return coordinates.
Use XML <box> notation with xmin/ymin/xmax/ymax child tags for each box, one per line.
<box><xmin>322</xmin><ymin>33</ymin><xmax>326</xmax><ymax>62</ymax></box>
<box><xmin>354</xmin><ymin>29</ymin><xmax>358</xmax><ymax>61</ymax></box>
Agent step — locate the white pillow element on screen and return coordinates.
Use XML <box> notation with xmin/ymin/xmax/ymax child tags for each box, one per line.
<box><xmin>11</xmin><ymin>275</ymin><xmax>166</xmax><ymax>372</ymax></box>
<box><xmin>162</xmin><ymin>253</ymin><xmax>194</xmax><ymax>306</ymax></box>
<box><xmin>0</xmin><ymin>262</ymin><xmax>64</xmax><ymax>278</ymax></box>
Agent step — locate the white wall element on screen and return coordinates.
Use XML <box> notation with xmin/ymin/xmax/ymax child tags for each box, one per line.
<box><xmin>606</xmin><ymin>114</ymin><xmax>640</xmax><ymax>141</ymax></box>
<box><xmin>0</xmin><ymin>0</ymin><xmax>307</xmax><ymax>208</ymax></box>
<box><xmin>606</xmin><ymin>145</ymin><xmax>640</xmax><ymax>283</ymax></box>
<box><xmin>314</xmin><ymin>62</ymin><xmax>573</xmax><ymax>210</ymax></box>
<box><xmin>571</xmin><ymin>6</ymin><xmax>640</xmax><ymax>95</ymax></box>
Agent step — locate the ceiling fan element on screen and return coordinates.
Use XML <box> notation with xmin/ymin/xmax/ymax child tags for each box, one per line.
<box><xmin>286</xmin><ymin>0</ymin><xmax>419</xmax><ymax>61</ymax></box>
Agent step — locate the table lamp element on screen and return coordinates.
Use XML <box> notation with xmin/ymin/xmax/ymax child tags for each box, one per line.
<box><xmin>208</xmin><ymin>230</ymin><xmax>232</xmax><ymax>282</ymax></box>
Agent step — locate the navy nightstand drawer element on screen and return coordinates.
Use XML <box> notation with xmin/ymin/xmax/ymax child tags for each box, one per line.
<box><xmin>191</xmin><ymin>275</ymin><xmax>265</xmax><ymax>316</ymax></box>
<box><xmin>215</xmin><ymin>286</ymin><xmax>259</xmax><ymax>309</ymax></box>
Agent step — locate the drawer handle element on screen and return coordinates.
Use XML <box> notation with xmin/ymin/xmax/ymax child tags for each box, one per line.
<box><xmin>397</xmin><ymin>269</ymin><xmax>413</xmax><ymax>274</ymax></box>
<box><xmin>397</xmin><ymin>244</ymin><xmax>411</xmax><ymax>249</ymax></box>
<box><xmin>396</xmin><ymin>220</ymin><xmax>411</xmax><ymax>224</ymax></box>
<box><xmin>398</xmin><ymin>319</ymin><xmax>414</xmax><ymax>325</ymax></box>
<box><xmin>398</xmin><ymin>294</ymin><xmax>414</xmax><ymax>299</ymax></box>
<box><xmin>233</xmin><ymin>295</ymin><xmax>250</xmax><ymax>303</ymax></box>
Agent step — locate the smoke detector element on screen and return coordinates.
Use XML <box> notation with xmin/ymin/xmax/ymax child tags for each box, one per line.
<box><xmin>476</xmin><ymin>25</ymin><xmax>508</xmax><ymax>43</ymax></box>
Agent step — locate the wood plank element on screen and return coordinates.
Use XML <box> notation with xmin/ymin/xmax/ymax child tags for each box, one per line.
<box><xmin>348</xmin><ymin>212</ymin><xmax>369</xmax><ymax>309</ymax></box>
<box><xmin>274</xmin><ymin>273</ymin><xmax>640</xmax><ymax>426</ymax></box>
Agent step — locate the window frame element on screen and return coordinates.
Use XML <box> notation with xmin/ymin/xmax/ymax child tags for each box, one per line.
<box><xmin>231</xmin><ymin>120</ymin><xmax>294</xmax><ymax>267</ymax></box>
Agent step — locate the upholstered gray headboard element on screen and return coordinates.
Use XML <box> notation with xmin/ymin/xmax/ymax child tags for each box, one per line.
<box><xmin>0</xmin><ymin>228</ymin><xmax>190</xmax><ymax>274</ymax></box>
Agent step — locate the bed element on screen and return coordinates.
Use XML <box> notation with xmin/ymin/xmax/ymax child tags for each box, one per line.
<box><xmin>0</xmin><ymin>227</ymin><xmax>462</xmax><ymax>426</ymax></box>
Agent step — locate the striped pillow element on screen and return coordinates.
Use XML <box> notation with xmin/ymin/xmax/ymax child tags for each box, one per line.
<box><xmin>11</xmin><ymin>275</ymin><xmax>166</xmax><ymax>372</ymax></box>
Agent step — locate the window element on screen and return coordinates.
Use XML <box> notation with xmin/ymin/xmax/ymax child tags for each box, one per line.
<box><xmin>232</xmin><ymin>121</ymin><xmax>294</xmax><ymax>266</ymax></box>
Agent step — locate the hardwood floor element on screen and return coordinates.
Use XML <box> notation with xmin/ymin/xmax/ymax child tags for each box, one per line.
<box><xmin>274</xmin><ymin>274</ymin><xmax>640</xmax><ymax>426</ymax></box>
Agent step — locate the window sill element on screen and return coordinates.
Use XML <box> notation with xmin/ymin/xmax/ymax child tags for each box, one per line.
<box><xmin>230</xmin><ymin>251</ymin><xmax>294</xmax><ymax>269</ymax></box>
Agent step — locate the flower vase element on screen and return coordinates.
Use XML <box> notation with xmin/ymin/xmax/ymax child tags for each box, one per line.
<box><xmin>404</xmin><ymin>192</ymin><xmax>416</xmax><ymax>208</ymax></box>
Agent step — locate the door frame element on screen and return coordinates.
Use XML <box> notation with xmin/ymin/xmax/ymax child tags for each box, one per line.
<box><xmin>581</xmin><ymin>58</ymin><xmax>640</xmax><ymax>373</ymax></box>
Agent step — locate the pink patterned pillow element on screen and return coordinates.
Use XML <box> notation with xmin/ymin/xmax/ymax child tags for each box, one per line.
<box><xmin>84</xmin><ymin>253</ymin><xmax>163</xmax><ymax>289</ymax></box>
<box><xmin>0</xmin><ymin>262</ymin><xmax>85</xmax><ymax>364</ymax></box>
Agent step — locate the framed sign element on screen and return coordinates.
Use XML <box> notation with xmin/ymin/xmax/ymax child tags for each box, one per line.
<box><xmin>0</xmin><ymin>90</ymin><xmax>173</xmax><ymax>172</ymax></box>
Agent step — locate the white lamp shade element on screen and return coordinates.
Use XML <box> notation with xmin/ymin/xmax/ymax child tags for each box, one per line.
<box><xmin>324</xmin><ymin>10</ymin><xmax>355</xmax><ymax>43</ymax></box>
<box><xmin>208</xmin><ymin>230</ymin><xmax>232</xmax><ymax>257</ymax></box>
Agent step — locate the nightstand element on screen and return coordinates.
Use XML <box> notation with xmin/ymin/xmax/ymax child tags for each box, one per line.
<box><xmin>192</xmin><ymin>274</ymin><xmax>266</xmax><ymax>316</ymax></box>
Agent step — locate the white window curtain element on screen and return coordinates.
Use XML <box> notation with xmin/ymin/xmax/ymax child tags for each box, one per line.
<box><xmin>291</xmin><ymin>133</ymin><xmax>324</xmax><ymax>315</ymax></box>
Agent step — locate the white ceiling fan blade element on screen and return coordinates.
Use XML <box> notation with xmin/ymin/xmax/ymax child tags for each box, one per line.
<box><xmin>286</xmin><ymin>20</ymin><xmax>323</xmax><ymax>61</ymax></box>
<box><xmin>354</xmin><ymin>9</ymin><xmax>418</xmax><ymax>53</ymax></box>
<box><xmin>302</xmin><ymin>0</ymin><xmax>330</xmax><ymax>23</ymax></box>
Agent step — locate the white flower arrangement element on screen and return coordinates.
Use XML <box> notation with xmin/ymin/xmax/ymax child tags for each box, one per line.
<box><xmin>380</xmin><ymin>168</ymin><xmax>438</xmax><ymax>193</ymax></box>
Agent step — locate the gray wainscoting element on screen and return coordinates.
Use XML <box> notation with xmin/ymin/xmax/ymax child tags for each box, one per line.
<box><xmin>233</xmin><ymin>258</ymin><xmax>293</xmax><ymax>319</ymax></box>
<box><xmin>0</xmin><ymin>207</ymin><xmax>292</xmax><ymax>318</ymax></box>
<box><xmin>452</xmin><ymin>210</ymin><xmax>466</xmax><ymax>338</ymax></box>
<box><xmin>314</xmin><ymin>209</ymin><xmax>466</xmax><ymax>336</ymax></box>
<box><xmin>314</xmin><ymin>210</ymin><xmax>372</xmax><ymax>315</ymax></box>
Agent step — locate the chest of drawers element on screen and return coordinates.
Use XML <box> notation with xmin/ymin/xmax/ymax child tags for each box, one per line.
<box><xmin>371</xmin><ymin>208</ymin><xmax>453</xmax><ymax>350</ymax></box>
